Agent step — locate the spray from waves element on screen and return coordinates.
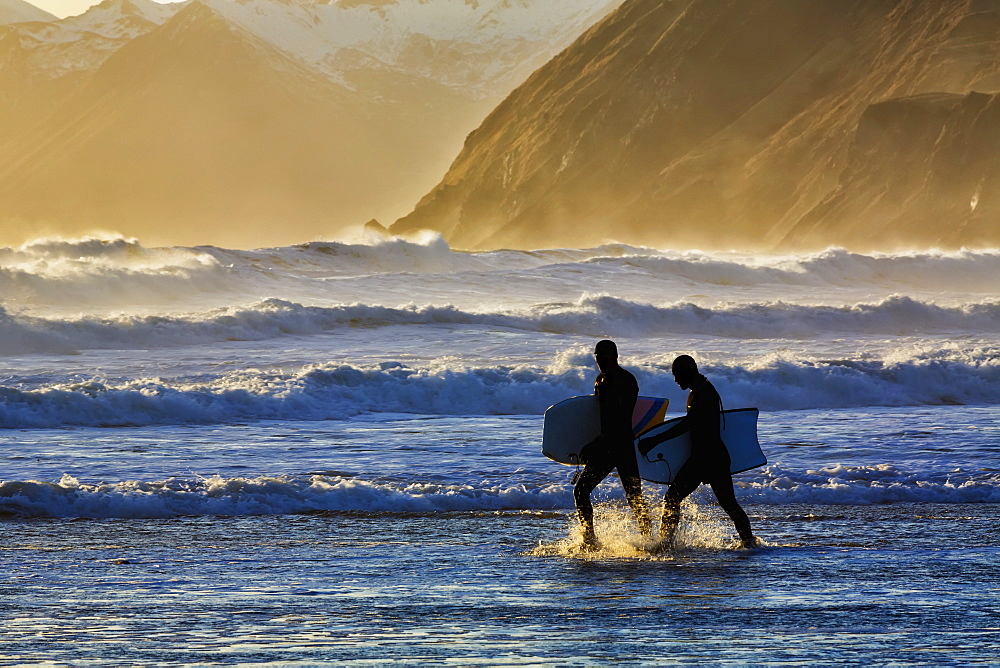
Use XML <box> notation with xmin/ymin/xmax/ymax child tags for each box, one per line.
<box><xmin>0</xmin><ymin>234</ymin><xmax>233</xmax><ymax>309</ymax></box>
<box><xmin>0</xmin><ymin>232</ymin><xmax>490</xmax><ymax>310</ymax></box>
<box><xmin>1</xmin><ymin>464</ymin><xmax>996</xmax><ymax>519</ymax></box>
<box><xmin>618</xmin><ymin>247</ymin><xmax>1000</xmax><ymax>292</ymax></box>
<box><xmin>2</xmin><ymin>347</ymin><xmax>999</xmax><ymax>428</ymax></box>
<box><xmin>4</xmin><ymin>294</ymin><xmax>1000</xmax><ymax>356</ymax></box>
<box><xmin>4</xmin><ymin>234</ymin><xmax>1000</xmax><ymax>311</ymax></box>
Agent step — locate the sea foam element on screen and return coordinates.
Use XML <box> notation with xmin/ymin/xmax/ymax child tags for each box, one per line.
<box><xmin>3</xmin><ymin>295</ymin><xmax>1000</xmax><ymax>356</ymax></box>
<box><xmin>1</xmin><ymin>349</ymin><xmax>998</xmax><ymax>428</ymax></box>
<box><xmin>4</xmin><ymin>236</ymin><xmax>1000</xmax><ymax>311</ymax></box>
<box><xmin>1</xmin><ymin>464</ymin><xmax>995</xmax><ymax>519</ymax></box>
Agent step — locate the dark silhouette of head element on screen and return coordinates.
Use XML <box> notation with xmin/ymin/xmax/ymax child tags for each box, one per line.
<box><xmin>594</xmin><ymin>339</ymin><xmax>618</xmax><ymax>372</ymax></box>
<box><xmin>671</xmin><ymin>354</ymin><xmax>699</xmax><ymax>389</ymax></box>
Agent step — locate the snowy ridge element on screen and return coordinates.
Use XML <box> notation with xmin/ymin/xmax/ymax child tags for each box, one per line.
<box><xmin>2</xmin><ymin>349</ymin><xmax>999</xmax><ymax>428</ymax></box>
<box><xmin>1</xmin><ymin>464</ymin><xmax>996</xmax><ymax>519</ymax></box>
<box><xmin>3</xmin><ymin>0</ymin><xmax>180</xmax><ymax>77</ymax></box>
<box><xmin>3</xmin><ymin>0</ymin><xmax>620</xmax><ymax>92</ymax></box>
<box><xmin>198</xmin><ymin>0</ymin><xmax>623</xmax><ymax>93</ymax></box>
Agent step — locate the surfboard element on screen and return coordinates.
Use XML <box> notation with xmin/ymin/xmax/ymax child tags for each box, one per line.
<box><xmin>541</xmin><ymin>395</ymin><xmax>668</xmax><ymax>465</ymax></box>
<box><xmin>635</xmin><ymin>408</ymin><xmax>766</xmax><ymax>484</ymax></box>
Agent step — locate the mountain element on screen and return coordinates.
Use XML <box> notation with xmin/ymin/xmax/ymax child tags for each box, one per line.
<box><xmin>0</xmin><ymin>0</ymin><xmax>621</xmax><ymax>248</ymax></box>
<box><xmin>0</xmin><ymin>0</ymin><xmax>180</xmax><ymax>156</ymax></box>
<box><xmin>391</xmin><ymin>0</ymin><xmax>1000</xmax><ymax>251</ymax></box>
<box><xmin>786</xmin><ymin>91</ymin><xmax>1000</xmax><ymax>248</ymax></box>
<box><xmin>0</xmin><ymin>0</ymin><xmax>55</xmax><ymax>24</ymax></box>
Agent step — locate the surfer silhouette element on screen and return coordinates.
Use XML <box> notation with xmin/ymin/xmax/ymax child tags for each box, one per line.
<box><xmin>573</xmin><ymin>340</ymin><xmax>652</xmax><ymax>548</ymax></box>
<box><xmin>637</xmin><ymin>355</ymin><xmax>756</xmax><ymax>549</ymax></box>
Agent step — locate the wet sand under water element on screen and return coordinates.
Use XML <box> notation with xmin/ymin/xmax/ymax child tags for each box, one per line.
<box><xmin>1</xmin><ymin>502</ymin><xmax>997</xmax><ymax>665</ymax></box>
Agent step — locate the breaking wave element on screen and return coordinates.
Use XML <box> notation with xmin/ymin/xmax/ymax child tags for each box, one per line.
<box><xmin>2</xmin><ymin>348</ymin><xmax>998</xmax><ymax>428</ymax></box>
<box><xmin>3</xmin><ymin>295</ymin><xmax>1000</xmax><ymax>356</ymax></box>
<box><xmin>0</xmin><ymin>474</ymin><xmax>569</xmax><ymax>519</ymax></box>
<box><xmin>1</xmin><ymin>464</ymin><xmax>996</xmax><ymax>519</ymax></box>
<box><xmin>3</xmin><ymin>235</ymin><xmax>1000</xmax><ymax>310</ymax></box>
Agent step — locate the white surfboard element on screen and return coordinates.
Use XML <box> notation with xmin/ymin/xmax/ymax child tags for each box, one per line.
<box><xmin>635</xmin><ymin>408</ymin><xmax>766</xmax><ymax>483</ymax></box>
<box><xmin>541</xmin><ymin>395</ymin><xmax>668</xmax><ymax>465</ymax></box>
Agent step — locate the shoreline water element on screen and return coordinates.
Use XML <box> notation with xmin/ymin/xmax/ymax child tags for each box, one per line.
<box><xmin>1</xmin><ymin>407</ymin><xmax>998</xmax><ymax>519</ymax></box>
<box><xmin>2</xmin><ymin>504</ymin><xmax>998</xmax><ymax>664</ymax></box>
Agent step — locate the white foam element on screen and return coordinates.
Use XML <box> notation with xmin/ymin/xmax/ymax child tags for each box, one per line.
<box><xmin>1</xmin><ymin>347</ymin><xmax>998</xmax><ymax>428</ymax></box>
<box><xmin>3</xmin><ymin>294</ymin><xmax>1000</xmax><ymax>356</ymax></box>
<box><xmin>0</xmin><ymin>474</ymin><xmax>569</xmax><ymax>519</ymax></box>
<box><xmin>5</xmin><ymin>236</ymin><xmax>1000</xmax><ymax>314</ymax></box>
<box><xmin>1</xmin><ymin>464</ymin><xmax>995</xmax><ymax>519</ymax></box>
<box><xmin>737</xmin><ymin>463</ymin><xmax>1000</xmax><ymax>505</ymax></box>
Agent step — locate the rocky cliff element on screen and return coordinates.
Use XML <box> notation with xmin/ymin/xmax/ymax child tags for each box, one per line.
<box><xmin>391</xmin><ymin>0</ymin><xmax>1000</xmax><ymax>250</ymax></box>
<box><xmin>787</xmin><ymin>91</ymin><xmax>1000</xmax><ymax>248</ymax></box>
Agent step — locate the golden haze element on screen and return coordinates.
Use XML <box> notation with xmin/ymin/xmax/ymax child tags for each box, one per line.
<box><xmin>0</xmin><ymin>0</ymin><xmax>619</xmax><ymax>249</ymax></box>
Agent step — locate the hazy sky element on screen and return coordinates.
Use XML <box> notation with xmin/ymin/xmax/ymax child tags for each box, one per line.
<box><xmin>27</xmin><ymin>0</ymin><xmax>180</xmax><ymax>18</ymax></box>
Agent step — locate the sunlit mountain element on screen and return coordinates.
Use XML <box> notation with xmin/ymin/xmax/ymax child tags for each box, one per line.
<box><xmin>392</xmin><ymin>0</ymin><xmax>1000</xmax><ymax>250</ymax></box>
<box><xmin>0</xmin><ymin>0</ymin><xmax>621</xmax><ymax>248</ymax></box>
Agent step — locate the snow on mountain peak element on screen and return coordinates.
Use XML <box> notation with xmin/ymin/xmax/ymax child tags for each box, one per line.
<box><xmin>60</xmin><ymin>0</ymin><xmax>181</xmax><ymax>35</ymax></box>
<box><xmin>192</xmin><ymin>0</ymin><xmax>623</xmax><ymax>95</ymax></box>
<box><xmin>1</xmin><ymin>0</ymin><xmax>181</xmax><ymax>78</ymax></box>
<box><xmin>3</xmin><ymin>0</ymin><xmax>621</xmax><ymax>94</ymax></box>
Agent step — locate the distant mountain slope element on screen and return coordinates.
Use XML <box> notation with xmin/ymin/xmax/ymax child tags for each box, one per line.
<box><xmin>0</xmin><ymin>1</ymin><xmax>376</xmax><ymax>240</ymax></box>
<box><xmin>0</xmin><ymin>0</ymin><xmax>176</xmax><ymax>160</ymax></box>
<box><xmin>0</xmin><ymin>0</ymin><xmax>55</xmax><ymax>24</ymax></box>
<box><xmin>391</xmin><ymin>0</ymin><xmax>1000</xmax><ymax>250</ymax></box>
<box><xmin>0</xmin><ymin>0</ymin><xmax>621</xmax><ymax>248</ymax></box>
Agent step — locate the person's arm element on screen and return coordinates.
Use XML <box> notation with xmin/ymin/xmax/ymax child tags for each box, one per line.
<box><xmin>637</xmin><ymin>416</ymin><xmax>690</xmax><ymax>455</ymax></box>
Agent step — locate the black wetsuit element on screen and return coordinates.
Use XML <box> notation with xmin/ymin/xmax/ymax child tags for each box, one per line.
<box><xmin>573</xmin><ymin>364</ymin><xmax>651</xmax><ymax>541</ymax></box>
<box><xmin>639</xmin><ymin>374</ymin><xmax>753</xmax><ymax>546</ymax></box>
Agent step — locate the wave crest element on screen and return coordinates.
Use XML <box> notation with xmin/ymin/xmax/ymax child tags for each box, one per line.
<box><xmin>1</xmin><ymin>464</ymin><xmax>996</xmax><ymax>519</ymax></box>
<box><xmin>4</xmin><ymin>295</ymin><xmax>1000</xmax><ymax>356</ymax></box>
<box><xmin>2</xmin><ymin>349</ymin><xmax>998</xmax><ymax>428</ymax></box>
<box><xmin>3</xmin><ymin>237</ymin><xmax>1000</xmax><ymax>310</ymax></box>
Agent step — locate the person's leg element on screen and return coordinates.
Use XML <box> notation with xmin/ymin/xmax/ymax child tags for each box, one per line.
<box><xmin>619</xmin><ymin>474</ymin><xmax>652</xmax><ymax>537</ymax></box>
<box><xmin>573</xmin><ymin>459</ymin><xmax>615</xmax><ymax>546</ymax></box>
<box><xmin>659</xmin><ymin>465</ymin><xmax>702</xmax><ymax>547</ymax></box>
<box><xmin>615</xmin><ymin>451</ymin><xmax>651</xmax><ymax>537</ymax></box>
<box><xmin>708</xmin><ymin>475</ymin><xmax>756</xmax><ymax>547</ymax></box>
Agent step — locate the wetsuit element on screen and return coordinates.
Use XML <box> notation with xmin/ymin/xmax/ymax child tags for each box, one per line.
<box><xmin>639</xmin><ymin>374</ymin><xmax>754</xmax><ymax>546</ymax></box>
<box><xmin>573</xmin><ymin>364</ymin><xmax>651</xmax><ymax>542</ymax></box>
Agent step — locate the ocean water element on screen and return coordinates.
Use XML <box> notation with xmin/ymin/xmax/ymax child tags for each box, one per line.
<box><xmin>1</xmin><ymin>234</ymin><xmax>998</xmax><ymax>664</ymax></box>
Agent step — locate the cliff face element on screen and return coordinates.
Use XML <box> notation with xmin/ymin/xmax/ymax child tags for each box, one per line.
<box><xmin>391</xmin><ymin>0</ymin><xmax>1000</xmax><ymax>250</ymax></box>
<box><xmin>786</xmin><ymin>91</ymin><xmax>1000</xmax><ymax>248</ymax></box>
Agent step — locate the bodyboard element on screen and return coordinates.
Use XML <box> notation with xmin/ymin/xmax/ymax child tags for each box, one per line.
<box><xmin>635</xmin><ymin>407</ymin><xmax>766</xmax><ymax>484</ymax></box>
<box><xmin>542</xmin><ymin>395</ymin><xmax>668</xmax><ymax>465</ymax></box>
